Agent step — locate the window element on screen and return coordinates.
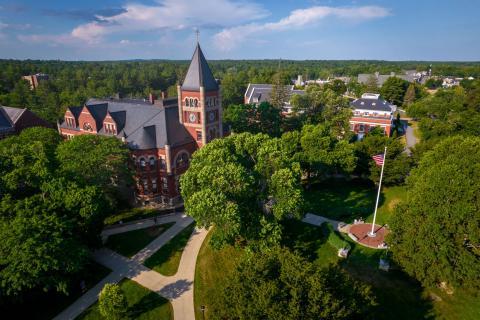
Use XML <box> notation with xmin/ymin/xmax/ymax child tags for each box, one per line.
<box><xmin>185</xmin><ymin>98</ymin><xmax>189</xmax><ymax>106</ymax></box>
<box><xmin>196</xmin><ymin>130</ymin><xmax>202</xmax><ymax>141</ymax></box>
<box><xmin>152</xmin><ymin>179</ymin><xmax>157</xmax><ymax>193</ymax></box>
<box><xmin>189</xmin><ymin>98</ymin><xmax>193</xmax><ymax>106</ymax></box>
<box><xmin>159</xmin><ymin>158</ymin><xmax>166</xmax><ymax>169</ymax></box>
<box><xmin>143</xmin><ymin>179</ymin><xmax>149</xmax><ymax>194</ymax></box>
<box><xmin>161</xmin><ymin>177</ymin><xmax>168</xmax><ymax>194</ymax></box>
<box><xmin>149</xmin><ymin>157</ymin><xmax>156</xmax><ymax>170</ymax></box>
<box><xmin>175</xmin><ymin>176</ymin><xmax>181</xmax><ymax>193</ymax></box>
<box><xmin>175</xmin><ymin>152</ymin><xmax>189</xmax><ymax>168</ymax></box>
<box><xmin>194</xmin><ymin>99</ymin><xmax>198</xmax><ymax>107</ymax></box>
<box><xmin>139</xmin><ymin>158</ymin><xmax>146</xmax><ymax>171</ymax></box>
<box><xmin>66</xmin><ymin>117</ymin><xmax>75</xmax><ymax>127</ymax></box>
<box><xmin>364</xmin><ymin>112</ymin><xmax>369</xmax><ymax>116</ymax></box>
<box><xmin>83</xmin><ymin>122</ymin><xmax>93</xmax><ymax>131</ymax></box>
<box><xmin>104</xmin><ymin>123</ymin><xmax>116</xmax><ymax>134</ymax></box>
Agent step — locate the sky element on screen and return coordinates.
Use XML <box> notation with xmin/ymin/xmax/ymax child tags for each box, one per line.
<box><xmin>0</xmin><ymin>0</ymin><xmax>479</xmax><ymax>61</ymax></box>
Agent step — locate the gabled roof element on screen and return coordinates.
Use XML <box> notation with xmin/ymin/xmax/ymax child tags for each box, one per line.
<box><xmin>60</xmin><ymin>98</ymin><xmax>193</xmax><ymax>150</ymax></box>
<box><xmin>181</xmin><ymin>43</ymin><xmax>218</xmax><ymax>92</ymax></box>
<box><xmin>244</xmin><ymin>84</ymin><xmax>303</xmax><ymax>104</ymax></box>
<box><xmin>0</xmin><ymin>106</ymin><xmax>14</xmax><ymax>132</ymax></box>
<box><xmin>2</xmin><ymin>106</ymin><xmax>26</xmax><ymax>124</ymax></box>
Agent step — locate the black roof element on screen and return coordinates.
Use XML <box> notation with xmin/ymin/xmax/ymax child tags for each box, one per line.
<box><xmin>61</xmin><ymin>98</ymin><xmax>193</xmax><ymax>149</ymax></box>
<box><xmin>181</xmin><ymin>43</ymin><xmax>218</xmax><ymax>92</ymax></box>
<box><xmin>350</xmin><ymin>97</ymin><xmax>393</xmax><ymax>112</ymax></box>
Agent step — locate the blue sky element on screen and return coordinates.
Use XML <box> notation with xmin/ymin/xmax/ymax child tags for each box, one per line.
<box><xmin>0</xmin><ymin>0</ymin><xmax>479</xmax><ymax>61</ymax></box>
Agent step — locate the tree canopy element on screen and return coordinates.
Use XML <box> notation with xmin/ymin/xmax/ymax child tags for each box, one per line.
<box><xmin>210</xmin><ymin>247</ymin><xmax>375</xmax><ymax>320</ymax></box>
<box><xmin>0</xmin><ymin>128</ymin><xmax>131</xmax><ymax>296</ymax></box>
<box><xmin>389</xmin><ymin>136</ymin><xmax>480</xmax><ymax>290</ymax></box>
<box><xmin>380</xmin><ymin>77</ymin><xmax>409</xmax><ymax>106</ymax></box>
<box><xmin>180</xmin><ymin>132</ymin><xmax>303</xmax><ymax>247</ymax></box>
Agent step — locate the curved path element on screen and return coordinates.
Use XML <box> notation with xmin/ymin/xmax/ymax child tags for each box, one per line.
<box><xmin>54</xmin><ymin>213</ymin><xmax>209</xmax><ymax>320</ymax></box>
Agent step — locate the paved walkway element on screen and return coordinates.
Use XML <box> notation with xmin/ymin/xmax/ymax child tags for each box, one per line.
<box><xmin>54</xmin><ymin>213</ymin><xmax>209</xmax><ymax>320</ymax></box>
<box><xmin>404</xmin><ymin>120</ymin><xmax>418</xmax><ymax>155</ymax></box>
<box><xmin>302</xmin><ymin>213</ymin><xmax>341</xmax><ymax>230</ymax></box>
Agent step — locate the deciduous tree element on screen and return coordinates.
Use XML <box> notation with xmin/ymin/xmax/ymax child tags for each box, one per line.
<box><xmin>389</xmin><ymin>136</ymin><xmax>480</xmax><ymax>290</ymax></box>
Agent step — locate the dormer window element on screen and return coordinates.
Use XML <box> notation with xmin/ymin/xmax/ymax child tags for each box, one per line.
<box><xmin>104</xmin><ymin>123</ymin><xmax>116</xmax><ymax>134</ymax></box>
<box><xmin>83</xmin><ymin>122</ymin><xmax>93</xmax><ymax>131</ymax></box>
<box><xmin>176</xmin><ymin>152</ymin><xmax>189</xmax><ymax>168</ymax></box>
<box><xmin>360</xmin><ymin>102</ymin><xmax>365</xmax><ymax>105</ymax></box>
<box><xmin>65</xmin><ymin>117</ymin><xmax>75</xmax><ymax>127</ymax></box>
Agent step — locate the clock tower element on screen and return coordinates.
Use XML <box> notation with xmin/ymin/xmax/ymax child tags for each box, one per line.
<box><xmin>177</xmin><ymin>43</ymin><xmax>222</xmax><ymax>148</ymax></box>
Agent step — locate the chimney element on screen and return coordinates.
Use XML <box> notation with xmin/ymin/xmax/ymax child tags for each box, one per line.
<box><xmin>149</xmin><ymin>93</ymin><xmax>155</xmax><ymax>104</ymax></box>
<box><xmin>161</xmin><ymin>91</ymin><xmax>167</xmax><ymax>100</ymax></box>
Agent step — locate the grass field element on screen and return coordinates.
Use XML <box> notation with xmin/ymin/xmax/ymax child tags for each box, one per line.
<box><xmin>194</xmin><ymin>230</ymin><xmax>243</xmax><ymax>320</ymax></box>
<box><xmin>304</xmin><ymin>178</ymin><xmax>407</xmax><ymax>225</ymax></box>
<box><xmin>78</xmin><ymin>279</ymin><xmax>172</xmax><ymax>320</ymax></box>
<box><xmin>144</xmin><ymin>222</ymin><xmax>196</xmax><ymax>276</ymax></box>
<box><xmin>1</xmin><ymin>261</ymin><xmax>111</xmax><ymax>320</ymax></box>
<box><xmin>105</xmin><ymin>223</ymin><xmax>175</xmax><ymax>258</ymax></box>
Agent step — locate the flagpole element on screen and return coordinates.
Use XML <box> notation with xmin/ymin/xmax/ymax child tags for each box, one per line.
<box><xmin>369</xmin><ymin>146</ymin><xmax>387</xmax><ymax>237</ymax></box>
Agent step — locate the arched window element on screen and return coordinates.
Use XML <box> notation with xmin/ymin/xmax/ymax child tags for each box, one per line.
<box><xmin>194</xmin><ymin>99</ymin><xmax>198</xmax><ymax>107</ymax></box>
<box><xmin>139</xmin><ymin>157</ymin><xmax>146</xmax><ymax>171</ymax></box>
<box><xmin>175</xmin><ymin>152</ymin><xmax>189</xmax><ymax>168</ymax></box>
<box><xmin>149</xmin><ymin>156</ymin><xmax>156</xmax><ymax>170</ymax></box>
<box><xmin>189</xmin><ymin>98</ymin><xmax>194</xmax><ymax>106</ymax></box>
<box><xmin>185</xmin><ymin>98</ymin><xmax>189</xmax><ymax>107</ymax></box>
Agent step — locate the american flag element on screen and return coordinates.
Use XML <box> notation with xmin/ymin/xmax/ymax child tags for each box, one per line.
<box><xmin>372</xmin><ymin>153</ymin><xmax>385</xmax><ymax>166</ymax></box>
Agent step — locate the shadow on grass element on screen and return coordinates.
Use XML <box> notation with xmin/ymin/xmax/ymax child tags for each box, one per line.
<box><xmin>128</xmin><ymin>291</ymin><xmax>170</xmax><ymax>319</ymax></box>
<box><xmin>304</xmin><ymin>178</ymin><xmax>386</xmax><ymax>223</ymax></box>
<box><xmin>340</xmin><ymin>240</ymin><xmax>434</xmax><ymax>320</ymax></box>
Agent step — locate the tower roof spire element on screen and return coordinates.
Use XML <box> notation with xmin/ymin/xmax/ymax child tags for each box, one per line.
<box><xmin>181</xmin><ymin>42</ymin><xmax>218</xmax><ymax>91</ymax></box>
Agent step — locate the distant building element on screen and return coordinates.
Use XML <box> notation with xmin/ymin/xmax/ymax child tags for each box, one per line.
<box><xmin>358</xmin><ymin>71</ymin><xmax>427</xmax><ymax>87</ymax></box>
<box><xmin>442</xmin><ymin>77</ymin><xmax>463</xmax><ymax>88</ymax></box>
<box><xmin>0</xmin><ymin>106</ymin><xmax>51</xmax><ymax>139</ymax></box>
<box><xmin>294</xmin><ymin>75</ymin><xmax>304</xmax><ymax>86</ymax></box>
<box><xmin>244</xmin><ymin>84</ymin><xmax>305</xmax><ymax>114</ymax></box>
<box><xmin>22</xmin><ymin>73</ymin><xmax>49</xmax><ymax>89</ymax></box>
<box><xmin>58</xmin><ymin>43</ymin><xmax>223</xmax><ymax>205</ymax></box>
<box><xmin>349</xmin><ymin>93</ymin><xmax>396</xmax><ymax>138</ymax></box>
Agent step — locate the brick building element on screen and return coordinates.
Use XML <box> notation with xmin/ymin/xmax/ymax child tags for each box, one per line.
<box><xmin>22</xmin><ymin>73</ymin><xmax>49</xmax><ymax>89</ymax></box>
<box><xmin>349</xmin><ymin>93</ymin><xmax>396</xmax><ymax>139</ymax></box>
<box><xmin>58</xmin><ymin>44</ymin><xmax>222</xmax><ymax>204</ymax></box>
<box><xmin>0</xmin><ymin>106</ymin><xmax>51</xmax><ymax>139</ymax></box>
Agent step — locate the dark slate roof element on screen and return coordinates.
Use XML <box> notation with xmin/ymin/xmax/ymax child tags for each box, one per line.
<box><xmin>0</xmin><ymin>106</ymin><xmax>14</xmax><ymax>132</ymax></box>
<box><xmin>350</xmin><ymin>97</ymin><xmax>393</xmax><ymax>112</ymax></box>
<box><xmin>244</xmin><ymin>84</ymin><xmax>305</xmax><ymax>104</ymax></box>
<box><xmin>181</xmin><ymin>43</ymin><xmax>218</xmax><ymax>91</ymax></box>
<box><xmin>61</xmin><ymin>98</ymin><xmax>193</xmax><ymax>149</ymax></box>
<box><xmin>2</xmin><ymin>106</ymin><xmax>26</xmax><ymax>124</ymax></box>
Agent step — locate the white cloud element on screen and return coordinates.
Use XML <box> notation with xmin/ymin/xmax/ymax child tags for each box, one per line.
<box><xmin>70</xmin><ymin>0</ymin><xmax>268</xmax><ymax>43</ymax></box>
<box><xmin>214</xmin><ymin>5</ymin><xmax>390</xmax><ymax>51</ymax></box>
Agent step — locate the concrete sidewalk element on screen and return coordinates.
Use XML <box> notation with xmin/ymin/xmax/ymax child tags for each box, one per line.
<box><xmin>302</xmin><ymin>213</ymin><xmax>341</xmax><ymax>230</ymax></box>
<box><xmin>54</xmin><ymin>214</ymin><xmax>208</xmax><ymax>320</ymax></box>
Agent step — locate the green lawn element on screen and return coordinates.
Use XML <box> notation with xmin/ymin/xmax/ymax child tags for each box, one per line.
<box><xmin>144</xmin><ymin>222</ymin><xmax>196</xmax><ymax>276</ymax></box>
<box><xmin>304</xmin><ymin>178</ymin><xmax>407</xmax><ymax>225</ymax></box>
<box><xmin>194</xmin><ymin>230</ymin><xmax>243</xmax><ymax>320</ymax></box>
<box><xmin>78</xmin><ymin>279</ymin><xmax>172</xmax><ymax>320</ymax></box>
<box><xmin>105</xmin><ymin>223</ymin><xmax>175</xmax><ymax>258</ymax></box>
<box><xmin>1</xmin><ymin>261</ymin><xmax>111</xmax><ymax>320</ymax></box>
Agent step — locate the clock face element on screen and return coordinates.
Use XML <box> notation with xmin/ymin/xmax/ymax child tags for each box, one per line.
<box><xmin>189</xmin><ymin>112</ymin><xmax>197</xmax><ymax>123</ymax></box>
<box><xmin>209</xmin><ymin>112</ymin><xmax>215</xmax><ymax>122</ymax></box>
